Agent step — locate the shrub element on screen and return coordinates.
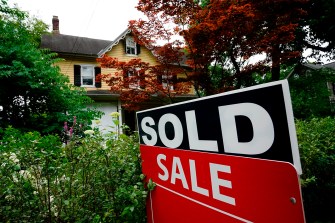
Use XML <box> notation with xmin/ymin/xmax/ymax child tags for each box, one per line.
<box><xmin>0</xmin><ymin>122</ymin><xmax>147</xmax><ymax>222</ymax></box>
<box><xmin>296</xmin><ymin>117</ymin><xmax>335</xmax><ymax>223</ymax></box>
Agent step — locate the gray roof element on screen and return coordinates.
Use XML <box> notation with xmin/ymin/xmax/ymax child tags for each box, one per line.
<box><xmin>303</xmin><ymin>63</ymin><xmax>323</xmax><ymax>70</ymax></box>
<box><xmin>41</xmin><ymin>34</ymin><xmax>112</xmax><ymax>57</ymax></box>
<box><xmin>98</xmin><ymin>29</ymin><xmax>131</xmax><ymax>57</ymax></box>
<box><xmin>41</xmin><ymin>30</ymin><xmax>191</xmax><ymax>67</ymax></box>
<box><xmin>324</xmin><ymin>61</ymin><xmax>335</xmax><ymax>69</ymax></box>
<box><xmin>302</xmin><ymin>62</ymin><xmax>335</xmax><ymax>71</ymax></box>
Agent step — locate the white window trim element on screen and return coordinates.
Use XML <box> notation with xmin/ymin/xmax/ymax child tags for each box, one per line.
<box><xmin>162</xmin><ymin>74</ymin><xmax>174</xmax><ymax>90</ymax></box>
<box><xmin>128</xmin><ymin>69</ymin><xmax>141</xmax><ymax>89</ymax></box>
<box><xmin>81</xmin><ymin>65</ymin><xmax>95</xmax><ymax>87</ymax></box>
<box><xmin>126</xmin><ymin>36</ymin><xmax>137</xmax><ymax>56</ymax></box>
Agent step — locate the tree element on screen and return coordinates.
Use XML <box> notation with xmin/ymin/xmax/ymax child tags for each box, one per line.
<box><xmin>298</xmin><ymin>0</ymin><xmax>335</xmax><ymax>62</ymax></box>
<box><xmin>101</xmin><ymin>0</ymin><xmax>335</xmax><ymax>109</ymax></box>
<box><xmin>126</xmin><ymin>0</ymin><xmax>308</xmax><ymax>95</ymax></box>
<box><xmin>98</xmin><ymin>44</ymin><xmax>192</xmax><ymax>110</ymax></box>
<box><xmin>0</xmin><ymin>0</ymin><xmax>101</xmax><ymax>134</ymax></box>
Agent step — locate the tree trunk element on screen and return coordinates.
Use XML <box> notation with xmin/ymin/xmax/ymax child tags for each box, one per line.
<box><xmin>271</xmin><ymin>44</ymin><xmax>281</xmax><ymax>81</ymax></box>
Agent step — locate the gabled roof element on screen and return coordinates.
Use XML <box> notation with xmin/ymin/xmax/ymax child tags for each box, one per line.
<box><xmin>324</xmin><ymin>61</ymin><xmax>335</xmax><ymax>69</ymax></box>
<box><xmin>286</xmin><ymin>62</ymin><xmax>335</xmax><ymax>79</ymax></box>
<box><xmin>301</xmin><ymin>61</ymin><xmax>335</xmax><ymax>71</ymax></box>
<box><xmin>302</xmin><ymin>63</ymin><xmax>323</xmax><ymax>70</ymax></box>
<box><xmin>41</xmin><ymin>34</ymin><xmax>112</xmax><ymax>57</ymax></box>
<box><xmin>41</xmin><ymin>29</ymin><xmax>132</xmax><ymax>58</ymax></box>
<box><xmin>97</xmin><ymin>28</ymin><xmax>131</xmax><ymax>57</ymax></box>
<box><xmin>40</xmin><ymin>28</ymin><xmax>191</xmax><ymax>67</ymax></box>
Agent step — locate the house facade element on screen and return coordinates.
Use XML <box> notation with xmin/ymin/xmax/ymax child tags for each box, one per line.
<box><xmin>297</xmin><ymin>62</ymin><xmax>335</xmax><ymax>108</ymax></box>
<box><xmin>287</xmin><ymin>61</ymin><xmax>335</xmax><ymax>116</ymax></box>
<box><xmin>324</xmin><ymin>62</ymin><xmax>335</xmax><ymax>107</ymax></box>
<box><xmin>41</xmin><ymin>16</ymin><xmax>195</xmax><ymax>132</ymax></box>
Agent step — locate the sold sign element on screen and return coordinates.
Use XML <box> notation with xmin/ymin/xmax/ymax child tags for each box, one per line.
<box><xmin>137</xmin><ymin>80</ymin><xmax>301</xmax><ymax>174</ymax></box>
<box><xmin>137</xmin><ymin>80</ymin><xmax>305</xmax><ymax>223</ymax></box>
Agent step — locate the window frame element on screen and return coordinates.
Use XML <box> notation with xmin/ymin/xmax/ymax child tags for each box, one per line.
<box><xmin>161</xmin><ymin>73</ymin><xmax>175</xmax><ymax>91</ymax></box>
<box><xmin>125</xmin><ymin>36</ymin><xmax>137</xmax><ymax>55</ymax></box>
<box><xmin>127</xmin><ymin>69</ymin><xmax>140</xmax><ymax>89</ymax></box>
<box><xmin>80</xmin><ymin>65</ymin><xmax>95</xmax><ymax>87</ymax></box>
<box><xmin>74</xmin><ymin>65</ymin><xmax>101</xmax><ymax>88</ymax></box>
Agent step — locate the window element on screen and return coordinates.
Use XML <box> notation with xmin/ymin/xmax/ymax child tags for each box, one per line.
<box><xmin>127</xmin><ymin>70</ymin><xmax>140</xmax><ymax>89</ymax></box>
<box><xmin>161</xmin><ymin>73</ymin><xmax>176</xmax><ymax>91</ymax></box>
<box><xmin>126</xmin><ymin>37</ymin><xmax>137</xmax><ymax>55</ymax></box>
<box><xmin>81</xmin><ymin>65</ymin><xmax>94</xmax><ymax>86</ymax></box>
<box><xmin>74</xmin><ymin>65</ymin><xmax>101</xmax><ymax>88</ymax></box>
<box><xmin>125</xmin><ymin>36</ymin><xmax>140</xmax><ymax>55</ymax></box>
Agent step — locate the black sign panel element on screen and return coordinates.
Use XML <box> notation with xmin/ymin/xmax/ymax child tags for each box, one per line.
<box><xmin>136</xmin><ymin>80</ymin><xmax>301</xmax><ymax>173</ymax></box>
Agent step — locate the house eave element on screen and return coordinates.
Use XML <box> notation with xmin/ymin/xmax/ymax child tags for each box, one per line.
<box><xmin>87</xmin><ymin>92</ymin><xmax>120</xmax><ymax>101</ymax></box>
<box><xmin>56</xmin><ymin>52</ymin><xmax>98</xmax><ymax>59</ymax></box>
<box><xmin>98</xmin><ymin>28</ymin><xmax>131</xmax><ymax>57</ymax></box>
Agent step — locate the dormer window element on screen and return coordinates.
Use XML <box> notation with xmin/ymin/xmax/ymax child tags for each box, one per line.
<box><xmin>126</xmin><ymin>36</ymin><xmax>137</xmax><ymax>55</ymax></box>
<box><xmin>124</xmin><ymin>36</ymin><xmax>141</xmax><ymax>56</ymax></box>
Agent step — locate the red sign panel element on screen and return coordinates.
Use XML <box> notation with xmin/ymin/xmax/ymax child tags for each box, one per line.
<box><xmin>141</xmin><ymin>145</ymin><xmax>305</xmax><ymax>223</ymax></box>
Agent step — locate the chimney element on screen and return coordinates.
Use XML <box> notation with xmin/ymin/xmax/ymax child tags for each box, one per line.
<box><xmin>52</xmin><ymin>16</ymin><xmax>60</xmax><ymax>34</ymax></box>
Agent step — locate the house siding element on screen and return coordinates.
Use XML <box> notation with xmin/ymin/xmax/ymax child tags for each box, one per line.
<box><xmin>56</xmin><ymin>40</ymin><xmax>160</xmax><ymax>92</ymax></box>
<box><xmin>57</xmin><ymin>56</ymin><xmax>103</xmax><ymax>86</ymax></box>
<box><xmin>41</xmin><ymin>25</ymin><xmax>196</xmax><ymax>133</ymax></box>
<box><xmin>105</xmin><ymin>42</ymin><xmax>159</xmax><ymax>65</ymax></box>
<box><xmin>104</xmin><ymin>42</ymin><xmax>195</xmax><ymax>95</ymax></box>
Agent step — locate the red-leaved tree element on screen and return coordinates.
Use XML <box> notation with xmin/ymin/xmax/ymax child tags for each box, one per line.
<box><xmin>99</xmin><ymin>0</ymin><xmax>308</xmax><ymax>110</ymax></box>
<box><xmin>131</xmin><ymin>0</ymin><xmax>307</xmax><ymax>85</ymax></box>
<box><xmin>97</xmin><ymin>43</ymin><xmax>192</xmax><ymax>110</ymax></box>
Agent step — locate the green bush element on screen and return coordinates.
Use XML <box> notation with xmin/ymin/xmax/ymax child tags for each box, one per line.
<box><xmin>0</xmin><ymin>123</ymin><xmax>147</xmax><ymax>222</ymax></box>
<box><xmin>296</xmin><ymin>117</ymin><xmax>335</xmax><ymax>223</ymax></box>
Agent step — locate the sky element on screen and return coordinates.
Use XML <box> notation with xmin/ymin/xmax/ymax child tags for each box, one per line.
<box><xmin>8</xmin><ymin>0</ymin><xmax>145</xmax><ymax>40</ymax></box>
<box><xmin>6</xmin><ymin>0</ymin><xmax>333</xmax><ymax>64</ymax></box>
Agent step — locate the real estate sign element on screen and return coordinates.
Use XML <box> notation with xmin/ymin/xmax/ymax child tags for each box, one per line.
<box><xmin>137</xmin><ymin>80</ymin><xmax>305</xmax><ymax>223</ymax></box>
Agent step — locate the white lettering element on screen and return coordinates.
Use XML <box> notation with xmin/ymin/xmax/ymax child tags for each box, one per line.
<box><xmin>189</xmin><ymin>159</ymin><xmax>209</xmax><ymax>196</ymax></box>
<box><xmin>158</xmin><ymin>113</ymin><xmax>183</xmax><ymax>148</ymax></box>
<box><xmin>218</xmin><ymin>103</ymin><xmax>274</xmax><ymax>155</ymax></box>
<box><xmin>156</xmin><ymin>154</ymin><xmax>236</xmax><ymax>205</ymax></box>
<box><xmin>141</xmin><ymin>117</ymin><xmax>157</xmax><ymax>146</ymax></box>
<box><xmin>210</xmin><ymin>163</ymin><xmax>236</xmax><ymax>206</ymax></box>
<box><xmin>171</xmin><ymin>157</ymin><xmax>189</xmax><ymax>189</ymax></box>
<box><xmin>185</xmin><ymin>110</ymin><xmax>219</xmax><ymax>152</ymax></box>
<box><xmin>157</xmin><ymin>154</ymin><xmax>169</xmax><ymax>181</ymax></box>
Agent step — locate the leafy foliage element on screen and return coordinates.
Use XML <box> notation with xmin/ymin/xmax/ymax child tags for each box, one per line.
<box><xmin>299</xmin><ymin>0</ymin><xmax>335</xmax><ymax>61</ymax></box>
<box><xmin>0</xmin><ymin>121</ymin><xmax>148</xmax><ymax>222</ymax></box>
<box><xmin>120</xmin><ymin>0</ymin><xmax>335</xmax><ymax>107</ymax></box>
<box><xmin>296</xmin><ymin>117</ymin><xmax>335</xmax><ymax>222</ymax></box>
<box><xmin>0</xmin><ymin>0</ymin><xmax>101</xmax><ymax>134</ymax></box>
<box><xmin>98</xmin><ymin>53</ymin><xmax>192</xmax><ymax>111</ymax></box>
<box><xmin>127</xmin><ymin>0</ymin><xmax>309</xmax><ymax>100</ymax></box>
<box><xmin>289</xmin><ymin>66</ymin><xmax>335</xmax><ymax>118</ymax></box>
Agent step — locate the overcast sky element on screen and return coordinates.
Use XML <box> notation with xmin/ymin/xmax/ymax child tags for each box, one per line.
<box><xmin>8</xmin><ymin>0</ymin><xmax>144</xmax><ymax>40</ymax></box>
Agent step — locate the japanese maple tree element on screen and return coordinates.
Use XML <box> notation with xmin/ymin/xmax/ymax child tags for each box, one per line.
<box><xmin>97</xmin><ymin>43</ymin><xmax>192</xmax><ymax>110</ymax></box>
<box><xmin>136</xmin><ymin>0</ymin><xmax>307</xmax><ymax>80</ymax></box>
<box><xmin>99</xmin><ymin>0</ymin><xmax>309</xmax><ymax>109</ymax></box>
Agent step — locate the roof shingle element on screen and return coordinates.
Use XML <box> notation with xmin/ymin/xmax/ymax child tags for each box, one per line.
<box><xmin>41</xmin><ymin>34</ymin><xmax>112</xmax><ymax>57</ymax></box>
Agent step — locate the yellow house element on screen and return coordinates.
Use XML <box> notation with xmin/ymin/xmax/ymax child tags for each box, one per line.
<box><xmin>41</xmin><ymin>16</ymin><xmax>195</xmax><ymax>132</ymax></box>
